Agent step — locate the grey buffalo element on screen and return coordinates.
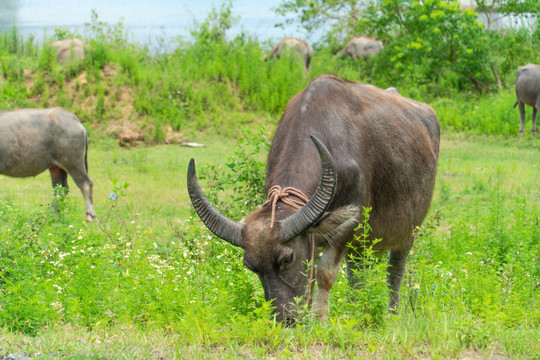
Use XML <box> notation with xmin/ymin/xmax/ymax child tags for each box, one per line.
<box><xmin>267</xmin><ymin>37</ymin><xmax>314</xmax><ymax>69</ymax></box>
<box><xmin>51</xmin><ymin>38</ymin><xmax>85</xmax><ymax>64</ymax></box>
<box><xmin>337</xmin><ymin>36</ymin><xmax>383</xmax><ymax>60</ymax></box>
<box><xmin>187</xmin><ymin>75</ymin><xmax>440</xmax><ymax>323</ymax></box>
<box><xmin>0</xmin><ymin>108</ymin><xmax>96</xmax><ymax>222</ymax></box>
<box><xmin>514</xmin><ymin>63</ymin><xmax>540</xmax><ymax>135</ymax></box>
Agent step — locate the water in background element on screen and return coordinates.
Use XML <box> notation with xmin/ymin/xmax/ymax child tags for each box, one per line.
<box><xmin>0</xmin><ymin>0</ymin><xmax>318</xmax><ymax>52</ymax></box>
<box><xmin>0</xmin><ymin>0</ymin><xmax>535</xmax><ymax>52</ymax></box>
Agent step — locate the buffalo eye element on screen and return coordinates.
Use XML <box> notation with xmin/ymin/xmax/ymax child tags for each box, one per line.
<box><xmin>279</xmin><ymin>253</ymin><xmax>295</xmax><ymax>270</ymax></box>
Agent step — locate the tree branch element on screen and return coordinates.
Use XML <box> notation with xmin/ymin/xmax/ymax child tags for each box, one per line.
<box><xmin>490</xmin><ymin>62</ymin><xmax>502</xmax><ymax>88</ymax></box>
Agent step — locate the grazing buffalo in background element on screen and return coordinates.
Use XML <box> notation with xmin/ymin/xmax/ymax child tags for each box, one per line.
<box><xmin>187</xmin><ymin>74</ymin><xmax>440</xmax><ymax>323</ymax></box>
<box><xmin>514</xmin><ymin>63</ymin><xmax>540</xmax><ymax>136</ymax></box>
<box><xmin>0</xmin><ymin>108</ymin><xmax>96</xmax><ymax>222</ymax></box>
<box><xmin>267</xmin><ymin>37</ymin><xmax>314</xmax><ymax>69</ymax></box>
<box><xmin>337</xmin><ymin>36</ymin><xmax>383</xmax><ymax>60</ymax></box>
<box><xmin>51</xmin><ymin>38</ymin><xmax>85</xmax><ymax>64</ymax></box>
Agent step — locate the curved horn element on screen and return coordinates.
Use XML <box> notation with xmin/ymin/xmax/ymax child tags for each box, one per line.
<box><xmin>281</xmin><ymin>136</ymin><xmax>337</xmax><ymax>240</ymax></box>
<box><xmin>187</xmin><ymin>158</ymin><xmax>244</xmax><ymax>247</ymax></box>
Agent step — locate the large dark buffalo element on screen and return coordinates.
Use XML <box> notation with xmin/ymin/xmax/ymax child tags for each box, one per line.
<box><xmin>0</xmin><ymin>108</ymin><xmax>96</xmax><ymax>222</ymax></box>
<box><xmin>514</xmin><ymin>63</ymin><xmax>539</xmax><ymax>136</ymax></box>
<box><xmin>188</xmin><ymin>75</ymin><xmax>440</xmax><ymax>322</ymax></box>
<box><xmin>267</xmin><ymin>37</ymin><xmax>314</xmax><ymax>70</ymax></box>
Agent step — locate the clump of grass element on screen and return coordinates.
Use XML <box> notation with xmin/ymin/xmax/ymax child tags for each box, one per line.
<box><xmin>433</xmin><ymin>89</ymin><xmax>522</xmax><ymax>136</ymax></box>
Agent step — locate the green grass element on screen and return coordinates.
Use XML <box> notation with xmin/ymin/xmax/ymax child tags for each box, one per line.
<box><xmin>0</xmin><ymin>132</ymin><xmax>538</xmax><ymax>359</ymax></box>
<box><xmin>0</xmin><ymin>134</ymin><xmax>240</xmax><ymax>228</ymax></box>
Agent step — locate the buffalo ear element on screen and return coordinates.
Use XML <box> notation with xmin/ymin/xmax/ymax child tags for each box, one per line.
<box><xmin>307</xmin><ymin>205</ymin><xmax>359</xmax><ymax>245</ymax></box>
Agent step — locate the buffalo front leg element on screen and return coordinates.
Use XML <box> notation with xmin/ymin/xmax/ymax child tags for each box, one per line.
<box><xmin>518</xmin><ymin>102</ymin><xmax>526</xmax><ymax>136</ymax></box>
<box><xmin>313</xmin><ymin>244</ymin><xmax>349</xmax><ymax>320</ymax></box>
<box><xmin>387</xmin><ymin>241</ymin><xmax>413</xmax><ymax>314</ymax></box>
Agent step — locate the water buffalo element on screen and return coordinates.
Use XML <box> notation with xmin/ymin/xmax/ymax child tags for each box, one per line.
<box><xmin>337</xmin><ymin>36</ymin><xmax>383</xmax><ymax>60</ymax></box>
<box><xmin>0</xmin><ymin>108</ymin><xmax>96</xmax><ymax>222</ymax></box>
<box><xmin>51</xmin><ymin>38</ymin><xmax>85</xmax><ymax>64</ymax></box>
<box><xmin>187</xmin><ymin>74</ymin><xmax>440</xmax><ymax>323</ymax></box>
<box><xmin>267</xmin><ymin>37</ymin><xmax>314</xmax><ymax>69</ymax></box>
<box><xmin>514</xmin><ymin>63</ymin><xmax>539</xmax><ymax>136</ymax></box>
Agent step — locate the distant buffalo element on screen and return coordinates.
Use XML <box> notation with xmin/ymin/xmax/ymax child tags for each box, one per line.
<box><xmin>337</xmin><ymin>36</ymin><xmax>383</xmax><ymax>60</ymax></box>
<box><xmin>0</xmin><ymin>108</ymin><xmax>96</xmax><ymax>222</ymax></box>
<box><xmin>51</xmin><ymin>38</ymin><xmax>85</xmax><ymax>64</ymax></box>
<box><xmin>267</xmin><ymin>37</ymin><xmax>314</xmax><ymax>69</ymax></box>
<box><xmin>514</xmin><ymin>63</ymin><xmax>539</xmax><ymax>136</ymax></box>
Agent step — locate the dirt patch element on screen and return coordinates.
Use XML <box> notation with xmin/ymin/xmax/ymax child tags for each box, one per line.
<box><xmin>107</xmin><ymin>123</ymin><xmax>146</xmax><ymax>147</ymax></box>
<box><xmin>16</xmin><ymin>62</ymin><xmax>195</xmax><ymax>147</ymax></box>
<box><xmin>165</xmin><ymin>125</ymin><xmax>186</xmax><ymax>145</ymax></box>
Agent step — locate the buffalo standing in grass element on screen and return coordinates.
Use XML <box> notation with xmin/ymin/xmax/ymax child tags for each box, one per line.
<box><xmin>337</xmin><ymin>36</ymin><xmax>383</xmax><ymax>60</ymax></box>
<box><xmin>267</xmin><ymin>37</ymin><xmax>314</xmax><ymax>70</ymax></box>
<box><xmin>51</xmin><ymin>38</ymin><xmax>85</xmax><ymax>64</ymax></box>
<box><xmin>514</xmin><ymin>63</ymin><xmax>540</xmax><ymax>136</ymax></box>
<box><xmin>0</xmin><ymin>108</ymin><xmax>96</xmax><ymax>222</ymax></box>
<box><xmin>188</xmin><ymin>75</ymin><xmax>440</xmax><ymax>323</ymax></box>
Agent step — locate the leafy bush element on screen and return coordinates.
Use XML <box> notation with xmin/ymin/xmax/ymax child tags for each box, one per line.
<box><xmin>197</xmin><ymin>127</ymin><xmax>270</xmax><ymax>218</ymax></box>
<box><xmin>345</xmin><ymin>207</ymin><xmax>389</xmax><ymax>327</ymax></box>
<box><xmin>365</xmin><ymin>0</ymin><xmax>492</xmax><ymax>93</ymax></box>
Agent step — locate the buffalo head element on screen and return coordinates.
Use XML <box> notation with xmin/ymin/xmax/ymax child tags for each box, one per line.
<box><xmin>187</xmin><ymin>136</ymin><xmax>336</xmax><ymax>322</ymax></box>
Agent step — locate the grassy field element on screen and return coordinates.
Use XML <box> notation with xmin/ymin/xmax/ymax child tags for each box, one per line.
<box><xmin>1</xmin><ymin>10</ymin><xmax>539</xmax><ymax>358</ymax></box>
<box><xmin>0</xmin><ymin>130</ymin><xmax>538</xmax><ymax>359</ymax></box>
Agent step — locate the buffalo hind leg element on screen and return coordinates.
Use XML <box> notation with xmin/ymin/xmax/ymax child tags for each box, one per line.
<box><xmin>387</xmin><ymin>241</ymin><xmax>414</xmax><ymax>314</ymax></box>
<box><xmin>531</xmin><ymin>106</ymin><xmax>537</xmax><ymax>135</ymax></box>
<box><xmin>67</xmin><ymin>165</ymin><xmax>96</xmax><ymax>222</ymax></box>
<box><xmin>49</xmin><ymin>165</ymin><xmax>69</xmax><ymax>213</ymax></box>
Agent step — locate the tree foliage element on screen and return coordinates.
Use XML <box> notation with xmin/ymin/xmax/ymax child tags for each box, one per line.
<box><xmin>275</xmin><ymin>0</ymin><xmax>538</xmax><ymax>92</ymax></box>
<box><xmin>190</xmin><ymin>0</ymin><xmax>238</xmax><ymax>45</ymax></box>
<box><xmin>273</xmin><ymin>0</ymin><xmax>369</xmax><ymax>40</ymax></box>
<box><xmin>473</xmin><ymin>0</ymin><xmax>540</xmax><ymax>30</ymax></box>
<box><xmin>366</xmin><ymin>0</ymin><xmax>492</xmax><ymax>91</ymax></box>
